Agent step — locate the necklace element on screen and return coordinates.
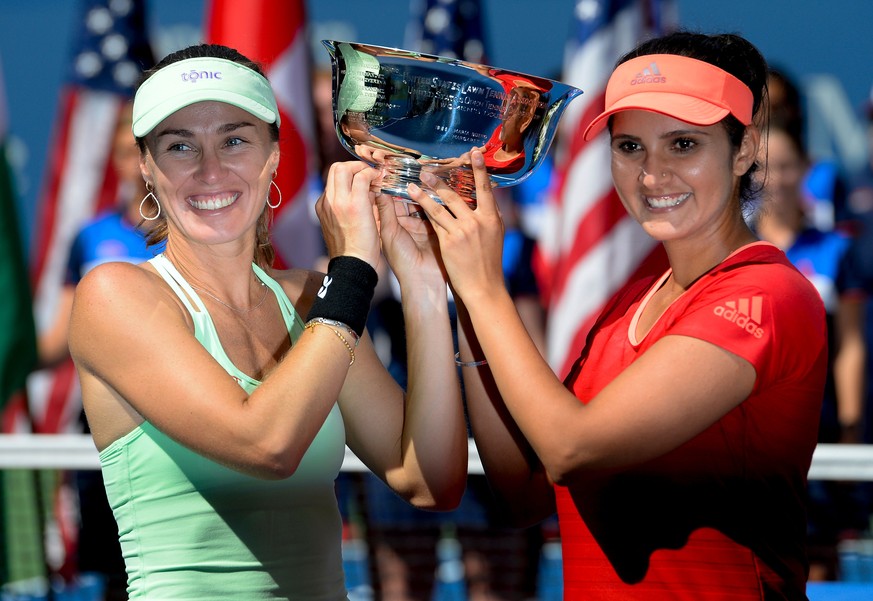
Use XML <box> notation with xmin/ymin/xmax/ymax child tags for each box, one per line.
<box><xmin>191</xmin><ymin>280</ymin><xmax>269</xmax><ymax>315</ymax></box>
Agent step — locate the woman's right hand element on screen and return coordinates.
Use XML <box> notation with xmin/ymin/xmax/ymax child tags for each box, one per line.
<box><xmin>316</xmin><ymin>161</ymin><xmax>383</xmax><ymax>268</ymax></box>
<box><xmin>406</xmin><ymin>149</ymin><xmax>506</xmax><ymax>304</ymax></box>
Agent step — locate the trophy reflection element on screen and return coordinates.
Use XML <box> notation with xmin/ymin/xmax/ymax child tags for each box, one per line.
<box><xmin>324</xmin><ymin>40</ymin><xmax>582</xmax><ymax>206</ymax></box>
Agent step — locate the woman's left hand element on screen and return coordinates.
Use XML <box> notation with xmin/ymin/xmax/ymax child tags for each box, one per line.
<box><xmin>405</xmin><ymin>149</ymin><xmax>506</xmax><ymax>303</ymax></box>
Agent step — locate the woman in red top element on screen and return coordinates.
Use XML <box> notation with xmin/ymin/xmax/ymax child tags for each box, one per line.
<box><xmin>410</xmin><ymin>31</ymin><xmax>827</xmax><ymax>600</ymax></box>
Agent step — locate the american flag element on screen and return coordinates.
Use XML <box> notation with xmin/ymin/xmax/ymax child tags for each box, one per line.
<box><xmin>404</xmin><ymin>0</ymin><xmax>489</xmax><ymax>63</ymax></box>
<box><xmin>537</xmin><ymin>0</ymin><xmax>676</xmax><ymax>378</ymax></box>
<box><xmin>23</xmin><ymin>0</ymin><xmax>154</xmax><ymax>434</ymax></box>
<box><xmin>206</xmin><ymin>0</ymin><xmax>322</xmax><ymax>271</ymax></box>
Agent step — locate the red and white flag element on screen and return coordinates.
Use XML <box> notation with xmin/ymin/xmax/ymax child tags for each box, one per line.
<box><xmin>537</xmin><ymin>0</ymin><xmax>676</xmax><ymax>379</ymax></box>
<box><xmin>24</xmin><ymin>0</ymin><xmax>154</xmax><ymax>434</ymax></box>
<box><xmin>206</xmin><ymin>0</ymin><xmax>322</xmax><ymax>271</ymax></box>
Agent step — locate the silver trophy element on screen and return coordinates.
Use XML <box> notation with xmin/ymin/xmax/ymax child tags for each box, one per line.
<box><xmin>324</xmin><ymin>40</ymin><xmax>582</xmax><ymax>205</ymax></box>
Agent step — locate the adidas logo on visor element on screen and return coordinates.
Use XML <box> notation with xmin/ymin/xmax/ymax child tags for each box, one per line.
<box><xmin>631</xmin><ymin>62</ymin><xmax>666</xmax><ymax>85</ymax></box>
<box><xmin>713</xmin><ymin>297</ymin><xmax>764</xmax><ymax>338</ymax></box>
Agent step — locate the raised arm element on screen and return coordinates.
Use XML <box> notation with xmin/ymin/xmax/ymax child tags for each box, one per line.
<box><xmin>71</xmin><ymin>159</ymin><xmax>382</xmax><ymax>481</ymax></box>
<box><xmin>70</xmin><ymin>257</ymin><xmax>369</xmax><ymax>481</ymax></box>
<box><xmin>321</xmin><ymin>162</ymin><xmax>468</xmax><ymax>510</ymax></box>
<box><xmin>455</xmin><ymin>297</ymin><xmax>556</xmax><ymax>527</ymax></box>
<box><xmin>410</xmin><ymin>150</ymin><xmax>757</xmax><ymax>486</ymax></box>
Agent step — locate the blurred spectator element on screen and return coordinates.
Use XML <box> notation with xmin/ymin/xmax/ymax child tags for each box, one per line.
<box><xmin>846</xmin><ymin>86</ymin><xmax>873</xmax><ymax>446</ymax></box>
<box><xmin>767</xmin><ymin>67</ymin><xmax>850</xmax><ymax>231</ymax></box>
<box><xmin>36</xmin><ymin>105</ymin><xmax>161</xmax><ymax>601</ymax></box>
<box><xmin>37</xmin><ymin>106</ymin><xmax>160</xmax><ymax>369</ymax></box>
<box><xmin>753</xmin><ymin>116</ymin><xmax>869</xmax><ymax>580</ymax></box>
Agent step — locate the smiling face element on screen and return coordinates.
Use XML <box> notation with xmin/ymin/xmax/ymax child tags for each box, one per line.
<box><xmin>140</xmin><ymin>101</ymin><xmax>280</xmax><ymax>249</ymax></box>
<box><xmin>609</xmin><ymin>110</ymin><xmax>757</xmax><ymax>246</ymax></box>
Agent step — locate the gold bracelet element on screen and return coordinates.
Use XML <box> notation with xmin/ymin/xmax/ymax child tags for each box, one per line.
<box><xmin>306</xmin><ymin>322</ymin><xmax>355</xmax><ymax>366</ymax></box>
<box><xmin>454</xmin><ymin>351</ymin><xmax>488</xmax><ymax>368</ymax></box>
<box><xmin>304</xmin><ymin>317</ymin><xmax>360</xmax><ymax>346</ymax></box>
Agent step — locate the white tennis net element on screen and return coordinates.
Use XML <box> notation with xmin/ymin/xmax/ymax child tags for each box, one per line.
<box><xmin>0</xmin><ymin>435</ymin><xmax>869</xmax><ymax>480</ymax></box>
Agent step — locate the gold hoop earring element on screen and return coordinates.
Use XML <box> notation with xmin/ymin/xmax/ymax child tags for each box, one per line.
<box><xmin>139</xmin><ymin>182</ymin><xmax>161</xmax><ymax>221</ymax></box>
<box><xmin>267</xmin><ymin>180</ymin><xmax>282</xmax><ymax>209</ymax></box>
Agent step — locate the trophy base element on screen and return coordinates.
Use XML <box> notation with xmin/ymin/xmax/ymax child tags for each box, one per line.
<box><xmin>378</xmin><ymin>156</ymin><xmax>477</xmax><ymax>207</ymax></box>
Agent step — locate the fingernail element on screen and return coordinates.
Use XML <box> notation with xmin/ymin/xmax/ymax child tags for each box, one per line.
<box><xmin>420</xmin><ymin>172</ymin><xmax>436</xmax><ymax>186</ymax></box>
<box><xmin>408</xmin><ymin>182</ymin><xmax>421</xmax><ymax>194</ymax></box>
<box><xmin>472</xmin><ymin>150</ymin><xmax>485</xmax><ymax>167</ymax></box>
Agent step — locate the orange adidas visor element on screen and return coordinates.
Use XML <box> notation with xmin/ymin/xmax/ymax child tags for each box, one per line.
<box><xmin>583</xmin><ymin>54</ymin><xmax>754</xmax><ymax>140</ymax></box>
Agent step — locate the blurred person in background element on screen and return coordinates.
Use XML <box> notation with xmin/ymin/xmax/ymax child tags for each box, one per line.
<box><xmin>752</xmin><ymin>116</ymin><xmax>870</xmax><ymax>580</ymax></box>
<box><xmin>767</xmin><ymin>68</ymin><xmax>850</xmax><ymax>232</ymax></box>
<box><xmin>37</xmin><ymin>105</ymin><xmax>160</xmax><ymax>601</ymax></box>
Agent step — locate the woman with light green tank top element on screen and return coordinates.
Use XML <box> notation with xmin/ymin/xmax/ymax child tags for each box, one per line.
<box><xmin>69</xmin><ymin>43</ymin><xmax>468</xmax><ymax>600</ymax></box>
<box><xmin>100</xmin><ymin>254</ymin><xmax>348</xmax><ymax>598</ymax></box>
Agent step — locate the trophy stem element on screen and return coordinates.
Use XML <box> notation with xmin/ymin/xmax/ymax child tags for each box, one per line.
<box><xmin>379</xmin><ymin>156</ymin><xmax>477</xmax><ymax>206</ymax></box>
<box><xmin>378</xmin><ymin>156</ymin><xmax>424</xmax><ymax>201</ymax></box>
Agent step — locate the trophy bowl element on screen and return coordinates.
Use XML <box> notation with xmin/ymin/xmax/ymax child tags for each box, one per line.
<box><xmin>323</xmin><ymin>40</ymin><xmax>583</xmax><ymax>205</ymax></box>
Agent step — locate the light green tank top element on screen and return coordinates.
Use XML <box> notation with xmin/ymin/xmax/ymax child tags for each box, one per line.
<box><xmin>99</xmin><ymin>253</ymin><xmax>348</xmax><ymax>600</ymax></box>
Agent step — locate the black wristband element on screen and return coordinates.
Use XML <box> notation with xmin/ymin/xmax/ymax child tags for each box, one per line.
<box><xmin>306</xmin><ymin>256</ymin><xmax>378</xmax><ymax>337</ymax></box>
